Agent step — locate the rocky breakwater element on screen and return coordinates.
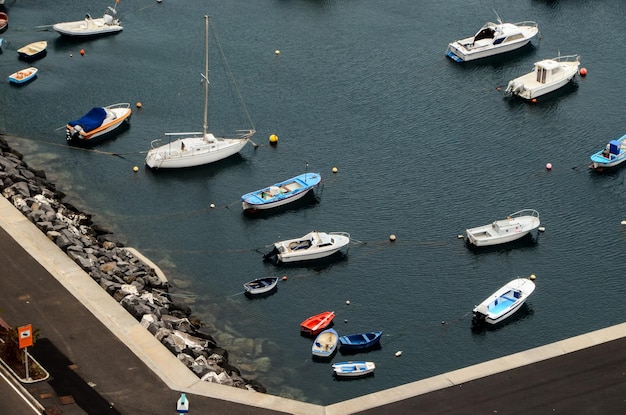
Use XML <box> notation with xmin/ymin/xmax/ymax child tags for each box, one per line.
<box><xmin>0</xmin><ymin>136</ymin><xmax>265</xmax><ymax>393</ymax></box>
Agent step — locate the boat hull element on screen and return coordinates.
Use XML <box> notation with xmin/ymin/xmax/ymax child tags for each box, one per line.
<box><xmin>17</xmin><ymin>41</ymin><xmax>47</xmax><ymax>62</ymax></box>
<box><xmin>66</xmin><ymin>104</ymin><xmax>132</xmax><ymax>146</ymax></box>
<box><xmin>145</xmin><ymin>134</ymin><xmax>251</xmax><ymax>169</ymax></box>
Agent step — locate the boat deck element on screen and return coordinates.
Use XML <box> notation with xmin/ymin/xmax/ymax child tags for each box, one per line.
<box><xmin>490</xmin><ymin>295</ymin><xmax>516</xmax><ymax>314</ymax></box>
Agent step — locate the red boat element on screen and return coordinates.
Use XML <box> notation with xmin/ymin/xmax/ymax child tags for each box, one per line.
<box><xmin>300</xmin><ymin>311</ymin><xmax>335</xmax><ymax>336</ymax></box>
<box><xmin>0</xmin><ymin>12</ymin><xmax>8</xmax><ymax>33</ymax></box>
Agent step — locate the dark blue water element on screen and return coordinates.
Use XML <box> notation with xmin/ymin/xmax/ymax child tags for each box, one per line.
<box><xmin>2</xmin><ymin>0</ymin><xmax>626</xmax><ymax>405</ymax></box>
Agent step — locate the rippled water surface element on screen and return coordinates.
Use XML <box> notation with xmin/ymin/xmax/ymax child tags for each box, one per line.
<box><xmin>1</xmin><ymin>0</ymin><xmax>626</xmax><ymax>405</ymax></box>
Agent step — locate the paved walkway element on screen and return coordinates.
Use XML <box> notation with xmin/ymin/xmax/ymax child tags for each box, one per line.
<box><xmin>1</xmin><ymin>193</ymin><xmax>626</xmax><ymax>414</ymax></box>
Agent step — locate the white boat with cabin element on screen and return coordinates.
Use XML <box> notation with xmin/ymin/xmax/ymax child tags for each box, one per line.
<box><xmin>264</xmin><ymin>231</ymin><xmax>350</xmax><ymax>264</ymax></box>
<box><xmin>505</xmin><ymin>54</ymin><xmax>580</xmax><ymax>100</ymax></box>
<box><xmin>466</xmin><ymin>209</ymin><xmax>540</xmax><ymax>247</ymax></box>
<box><xmin>446</xmin><ymin>19</ymin><xmax>539</xmax><ymax>62</ymax></box>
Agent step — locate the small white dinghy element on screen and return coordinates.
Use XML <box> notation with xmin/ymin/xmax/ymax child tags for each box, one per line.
<box><xmin>505</xmin><ymin>54</ymin><xmax>580</xmax><ymax>100</ymax></box>
<box><xmin>312</xmin><ymin>328</ymin><xmax>338</xmax><ymax>358</ymax></box>
<box><xmin>263</xmin><ymin>231</ymin><xmax>350</xmax><ymax>264</ymax></box>
<box><xmin>332</xmin><ymin>361</ymin><xmax>376</xmax><ymax>378</ymax></box>
<box><xmin>466</xmin><ymin>209</ymin><xmax>540</xmax><ymax>247</ymax></box>
<box><xmin>472</xmin><ymin>276</ymin><xmax>536</xmax><ymax>327</ymax></box>
<box><xmin>242</xmin><ymin>276</ymin><xmax>279</xmax><ymax>296</ymax></box>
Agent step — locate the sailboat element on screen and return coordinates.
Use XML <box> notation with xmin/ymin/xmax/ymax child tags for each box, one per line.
<box><xmin>145</xmin><ymin>15</ymin><xmax>255</xmax><ymax>169</ymax></box>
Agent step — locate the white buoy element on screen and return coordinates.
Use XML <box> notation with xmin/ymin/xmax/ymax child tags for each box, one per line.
<box><xmin>345</xmin><ymin>300</ymin><xmax>350</xmax><ymax>305</ymax></box>
<box><xmin>457</xmin><ymin>234</ymin><xmax>464</xmax><ymax>239</ymax></box>
<box><xmin>395</xmin><ymin>351</ymin><xmax>402</xmax><ymax>357</ymax></box>
<box><xmin>389</xmin><ymin>234</ymin><xmax>396</xmax><ymax>241</ymax></box>
<box><xmin>621</xmin><ymin>220</ymin><xmax>626</xmax><ymax>225</ymax></box>
<box><xmin>538</xmin><ymin>226</ymin><xmax>545</xmax><ymax>232</ymax></box>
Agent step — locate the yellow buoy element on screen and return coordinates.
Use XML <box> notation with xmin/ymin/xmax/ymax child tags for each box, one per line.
<box><xmin>133</xmin><ymin>166</ymin><xmax>139</xmax><ymax>172</ymax></box>
<box><xmin>332</xmin><ymin>167</ymin><xmax>338</xmax><ymax>173</ymax></box>
<box><xmin>275</xmin><ymin>50</ymin><xmax>280</xmax><ymax>56</ymax></box>
<box><xmin>269</xmin><ymin>134</ymin><xmax>279</xmax><ymax>144</ymax></box>
<box><xmin>530</xmin><ymin>274</ymin><xmax>537</xmax><ymax>281</ymax></box>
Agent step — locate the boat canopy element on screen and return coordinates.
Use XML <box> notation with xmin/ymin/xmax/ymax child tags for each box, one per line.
<box><xmin>68</xmin><ymin>107</ymin><xmax>106</xmax><ymax>131</ymax></box>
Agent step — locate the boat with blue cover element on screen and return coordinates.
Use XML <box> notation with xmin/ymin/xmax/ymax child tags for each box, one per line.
<box><xmin>339</xmin><ymin>330</ymin><xmax>383</xmax><ymax>351</ymax></box>
<box><xmin>472</xmin><ymin>276</ymin><xmax>536</xmax><ymax>327</ymax></box>
<box><xmin>66</xmin><ymin>103</ymin><xmax>132</xmax><ymax>146</ymax></box>
<box><xmin>590</xmin><ymin>134</ymin><xmax>626</xmax><ymax>171</ymax></box>
<box><xmin>241</xmin><ymin>172</ymin><xmax>321</xmax><ymax>213</ymax></box>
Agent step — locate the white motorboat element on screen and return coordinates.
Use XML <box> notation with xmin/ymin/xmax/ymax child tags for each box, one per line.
<box><xmin>505</xmin><ymin>54</ymin><xmax>580</xmax><ymax>100</ymax></box>
<box><xmin>332</xmin><ymin>361</ymin><xmax>376</xmax><ymax>378</ymax></box>
<box><xmin>263</xmin><ymin>231</ymin><xmax>350</xmax><ymax>264</ymax></box>
<box><xmin>446</xmin><ymin>19</ymin><xmax>539</xmax><ymax>62</ymax></box>
<box><xmin>53</xmin><ymin>1</ymin><xmax>123</xmax><ymax>37</ymax></box>
<box><xmin>145</xmin><ymin>16</ymin><xmax>255</xmax><ymax>169</ymax></box>
<box><xmin>472</xmin><ymin>276</ymin><xmax>536</xmax><ymax>326</ymax></box>
<box><xmin>466</xmin><ymin>209</ymin><xmax>540</xmax><ymax>247</ymax></box>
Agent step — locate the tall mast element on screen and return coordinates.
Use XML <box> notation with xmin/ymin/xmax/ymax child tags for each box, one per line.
<box><xmin>203</xmin><ymin>15</ymin><xmax>209</xmax><ymax>138</ymax></box>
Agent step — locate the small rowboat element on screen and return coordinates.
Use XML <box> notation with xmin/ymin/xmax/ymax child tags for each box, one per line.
<box><xmin>589</xmin><ymin>133</ymin><xmax>626</xmax><ymax>171</ymax></box>
<box><xmin>332</xmin><ymin>361</ymin><xmax>376</xmax><ymax>378</ymax></box>
<box><xmin>17</xmin><ymin>41</ymin><xmax>47</xmax><ymax>61</ymax></box>
<box><xmin>241</xmin><ymin>173</ymin><xmax>321</xmax><ymax>213</ymax></box>
<box><xmin>312</xmin><ymin>328</ymin><xmax>338</xmax><ymax>358</ymax></box>
<box><xmin>8</xmin><ymin>67</ymin><xmax>38</xmax><ymax>85</ymax></box>
<box><xmin>339</xmin><ymin>330</ymin><xmax>383</xmax><ymax>351</ymax></box>
<box><xmin>243</xmin><ymin>276</ymin><xmax>279</xmax><ymax>296</ymax></box>
<box><xmin>300</xmin><ymin>311</ymin><xmax>334</xmax><ymax>336</ymax></box>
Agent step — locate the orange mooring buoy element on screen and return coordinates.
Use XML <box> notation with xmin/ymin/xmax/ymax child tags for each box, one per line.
<box><xmin>580</xmin><ymin>67</ymin><xmax>587</xmax><ymax>76</ymax></box>
<box><xmin>80</xmin><ymin>49</ymin><xmax>85</xmax><ymax>56</ymax></box>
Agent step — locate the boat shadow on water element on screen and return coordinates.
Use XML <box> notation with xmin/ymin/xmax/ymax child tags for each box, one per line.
<box><xmin>338</xmin><ymin>343</ymin><xmax>382</xmax><ymax>356</ymax></box>
<box><xmin>264</xmin><ymin>250</ymin><xmax>348</xmax><ymax>270</ymax></box>
<box><xmin>471</xmin><ymin>303</ymin><xmax>534</xmax><ymax>334</ymax></box>
<box><xmin>244</xmin><ymin>285</ymin><xmax>278</xmax><ymax>300</ymax></box>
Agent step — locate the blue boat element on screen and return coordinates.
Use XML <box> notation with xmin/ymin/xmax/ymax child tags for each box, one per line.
<box><xmin>241</xmin><ymin>172</ymin><xmax>321</xmax><ymax>213</ymax></box>
<box><xmin>339</xmin><ymin>331</ymin><xmax>383</xmax><ymax>351</ymax></box>
<box><xmin>590</xmin><ymin>134</ymin><xmax>626</xmax><ymax>171</ymax></box>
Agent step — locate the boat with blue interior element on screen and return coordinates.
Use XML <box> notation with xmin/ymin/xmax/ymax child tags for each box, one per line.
<box><xmin>472</xmin><ymin>276</ymin><xmax>536</xmax><ymax>327</ymax></box>
<box><xmin>241</xmin><ymin>172</ymin><xmax>321</xmax><ymax>213</ymax></box>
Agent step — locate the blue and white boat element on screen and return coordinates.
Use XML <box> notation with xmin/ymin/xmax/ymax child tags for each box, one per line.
<box><xmin>241</xmin><ymin>172</ymin><xmax>321</xmax><ymax>213</ymax></box>
<box><xmin>590</xmin><ymin>134</ymin><xmax>626</xmax><ymax>171</ymax></box>
<box><xmin>312</xmin><ymin>328</ymin><xmax>338</xmax><ymax>358</ymax></box>
<box><xmin>339</xmin><ymin>331</ymin><xmax>383</xmax><ymax>351</ymax></box>
<box><xmin>332</xmin><ymin>361</ymin><xmax>376</xmax><ymax>378</ymax></box>
<box><xmin>8</xmin><ymin>67</ymin><xmax>38</xmax><ymax>85</ymax></box>
<box><xmin>472</xmin><ymin>276</ymin><xmax>536</xmax><ymax>327</ymax></box>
